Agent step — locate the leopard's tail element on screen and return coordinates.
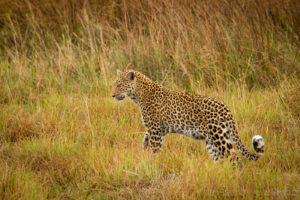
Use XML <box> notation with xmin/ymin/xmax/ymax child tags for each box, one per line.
<box><xmin>251</xmin><ymin>135</ymin><xmax>265</xmax><ymax>156</ymax></box>
<box><xmin>230</xmin><ymin>132</ymin><xmax>265</xmax><ymax>161</ymax></box>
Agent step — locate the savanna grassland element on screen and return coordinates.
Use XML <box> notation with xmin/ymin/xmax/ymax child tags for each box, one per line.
<box><xmin>0</xmin><ymin>0</ymin><xmax>299</xmax><ymax>199</ymax></box>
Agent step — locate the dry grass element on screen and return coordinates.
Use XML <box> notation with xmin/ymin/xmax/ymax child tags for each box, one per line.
<box><xmin>0</xmin><ymin>86</ymin><xmax>299</xmax><ymax>199</ymax></box>
<box><xmin>0</xmin><ymin>0</ymin><xmax>299</xmax><ymax>199</ymax></box>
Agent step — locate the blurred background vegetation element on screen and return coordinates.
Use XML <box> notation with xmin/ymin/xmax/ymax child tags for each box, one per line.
<box><xmin>0</xmin><ymin>0</ymin><xmax>299</xmax><ymax>199</ymax></box>
<box><xmin>0</xmin><ymin>0</ymin><xmax>299</xmax><ymax>92</ymax></box>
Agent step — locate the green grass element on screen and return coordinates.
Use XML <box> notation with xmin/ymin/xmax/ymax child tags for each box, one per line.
<box><xmin>0</xmin><ymin>0</ymin><xmax>299</xmax><ymax>199</ymax></box>
<box><xmin>0</xmin><ymin>82</ymin><xmax>299</xmax><ymax>199</ymax></box>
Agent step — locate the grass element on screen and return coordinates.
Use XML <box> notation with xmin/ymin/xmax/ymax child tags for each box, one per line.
<box><xmin>0</xmin><ymin>83</ymin><xmax>299</xmax><ymax>199</ymax></box>
<box><xmin>0</xmin><ymin>0</ymin><xmax>299</xmax><ymax>199</ymax></box>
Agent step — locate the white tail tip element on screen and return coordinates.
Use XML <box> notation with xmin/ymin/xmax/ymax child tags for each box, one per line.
<box><xmin>252</xmin><ymin>135</ymin><xmax>265</xmax><ymax>155</ymax></box>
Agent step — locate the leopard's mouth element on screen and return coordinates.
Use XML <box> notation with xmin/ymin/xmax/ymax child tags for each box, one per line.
<box><xmin>116</xmin><ymin>96</ymin><xmax>125</xmax><ymax>101</ymax></box>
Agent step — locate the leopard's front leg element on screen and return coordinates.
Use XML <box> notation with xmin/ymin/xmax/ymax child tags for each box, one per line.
<box><xmin>142</xmin><ymin>131</ymin><xmax>149</xmax><ymax>150</ymax></box>
<box><xmin>149</xmin><ymin>130</ymin><xmax>163</xmax><ymax>153</ymax></box>
<box><xmin>141</xmin><ymin>113</ymin><xmax>163</xmax><ymax>153</ymax></box>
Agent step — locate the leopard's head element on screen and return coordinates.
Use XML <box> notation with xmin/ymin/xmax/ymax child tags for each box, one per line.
<box><xmin>112</xmin><ymin>70</ymin><xmax>136</xmax><ymax>101</ymax></box>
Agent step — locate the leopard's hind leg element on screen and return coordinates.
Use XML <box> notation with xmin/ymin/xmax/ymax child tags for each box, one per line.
<box><xmin>205</xmin><ymin>138</ymin><xmax>221</xmax><ymax>162</ymax></box>
<box><xmin>221</xmin><ymin>128</ymin><xmax>241</xmax><ymax>165</ymax></box>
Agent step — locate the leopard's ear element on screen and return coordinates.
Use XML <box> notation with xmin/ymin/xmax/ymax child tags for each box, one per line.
<box><xmin>117</xmin><ymin>69</ymin><xmax>122</xmax><ymax>75</ymax></box>
<box><xmin>128</xmin><ymin>71</ymin><xmax>135</xmax><ymax>80</ymax></box>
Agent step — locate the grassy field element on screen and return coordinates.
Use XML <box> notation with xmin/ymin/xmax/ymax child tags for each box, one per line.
<box><xmin>0</xmin><ymin>0</ymin><xmax>299</xmax><ymax>199</ymax></box>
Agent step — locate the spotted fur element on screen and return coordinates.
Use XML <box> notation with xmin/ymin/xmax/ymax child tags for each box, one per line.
<box><xmin>112</xmin><ymin>70</ymin><xmax>265</xmax><ymax>164</ymax></box>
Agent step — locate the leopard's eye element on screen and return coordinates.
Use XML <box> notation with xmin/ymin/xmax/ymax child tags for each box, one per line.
<box><xmin>116</xmin><ymin>84</ymin><xmax>121</xmax><ymax>88</ymax></box>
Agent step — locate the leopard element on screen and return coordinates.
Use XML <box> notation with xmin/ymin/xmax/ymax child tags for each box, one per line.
<box><xmin>112</xmin><ymin>69</ymin><xmax>265</xmax><ymax>164</ymax></box>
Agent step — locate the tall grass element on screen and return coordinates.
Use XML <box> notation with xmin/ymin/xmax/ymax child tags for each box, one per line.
<box><xmin>1</xmin><ymin>0</ymin><xmax>299</xmax><ymax>90</ymax></box>
<box><xmin>0</xmin><ymin>0</ymin><xmax>299</xmax><ymax>199</ymax></box>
